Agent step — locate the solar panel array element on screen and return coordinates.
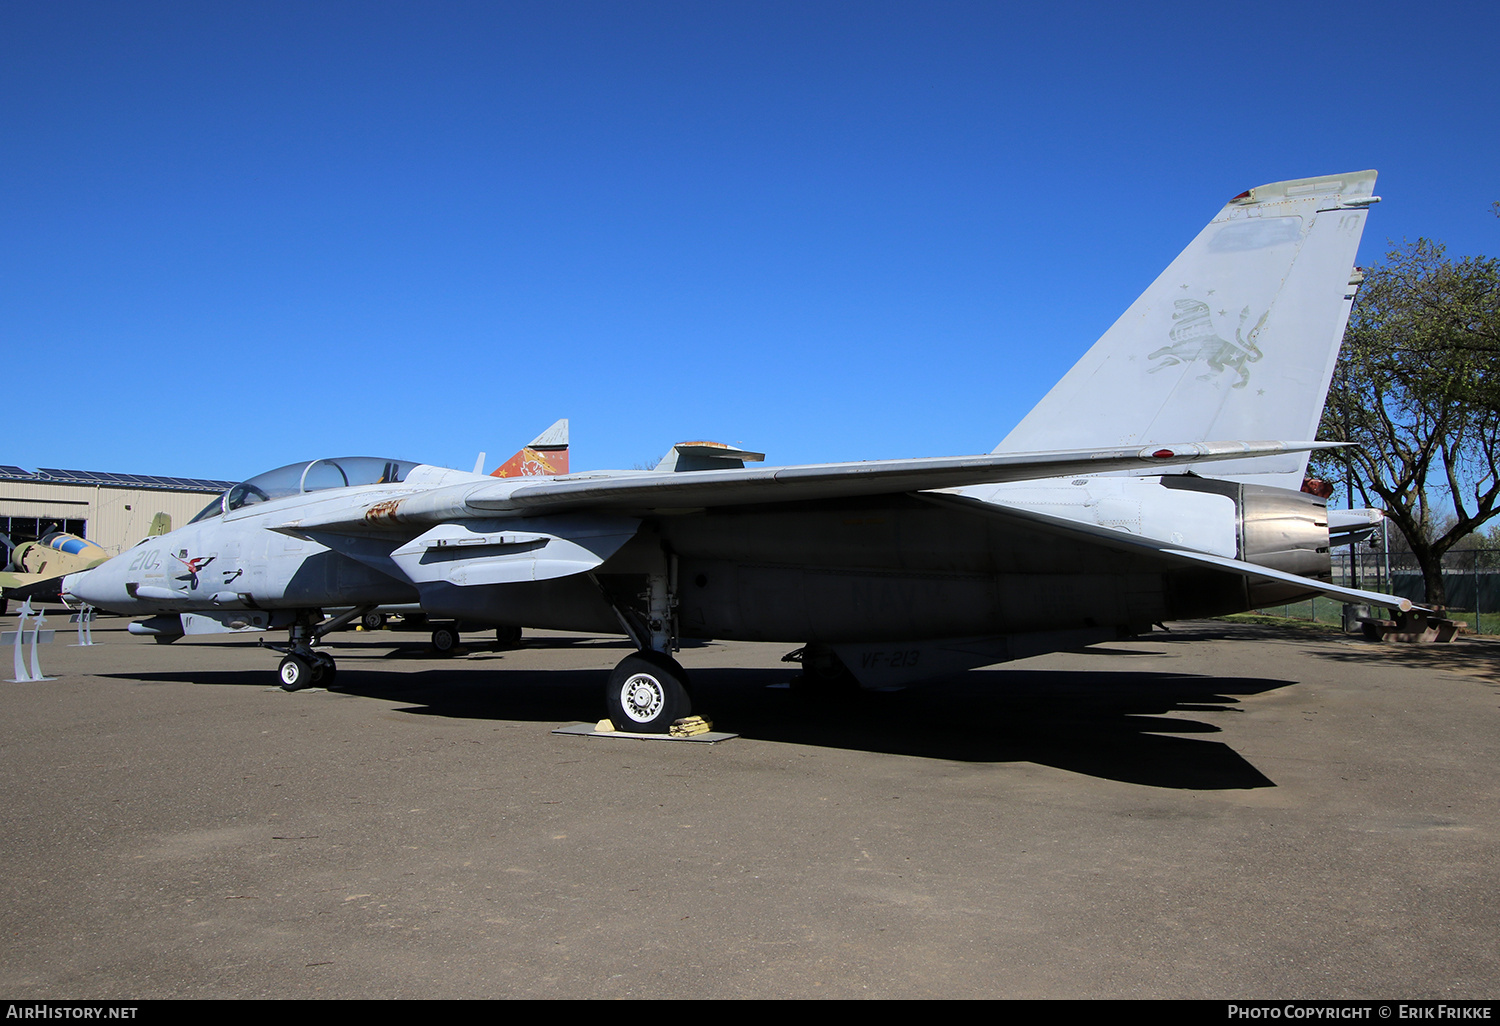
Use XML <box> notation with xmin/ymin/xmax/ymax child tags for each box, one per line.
<box><xmin>0</xmin><ymin>466</ymin><xmax>234</xmax><ymax>493</ymax></box>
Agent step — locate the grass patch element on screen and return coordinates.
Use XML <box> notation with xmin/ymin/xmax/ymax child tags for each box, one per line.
<box><xmin>1239</xmin><ymin>598</ymin><xmax>1500</xmax><ymax>636</ymax></box>
<box><xmin>1216</xmin><ymin>612</ymin><xmax>1349</xmax><ymax>636</ymax></box>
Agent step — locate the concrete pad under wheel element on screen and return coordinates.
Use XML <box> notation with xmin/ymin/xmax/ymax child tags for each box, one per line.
<box><xmin>552</xmin><ymin>721</ymin><xmax>739</xmax><ymax>743</ymax></box>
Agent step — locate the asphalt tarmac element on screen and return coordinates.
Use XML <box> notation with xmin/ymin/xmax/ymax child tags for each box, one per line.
<box><xmin>1</xmin><ymin>614</ymin><xmax>1496</xmax><ymax>999</ymax></box>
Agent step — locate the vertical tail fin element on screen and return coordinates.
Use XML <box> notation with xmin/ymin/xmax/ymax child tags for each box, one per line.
<box><xmin>995</xmin><ymin>171</ymin><xmax>1378</xmax><ymax>488</ymax></box>
<box><xmin>491</xmin><ymin>418</ymin><xmax>570</xmax><ymax>478</ymax></box>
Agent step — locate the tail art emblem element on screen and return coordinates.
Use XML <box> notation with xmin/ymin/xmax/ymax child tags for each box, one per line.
<box><xmin>491</xmin><ymin>446</ymin><xmax>568</xmax><ymax>478</ymax></box>
<box><xmin>1148</xmin><ymin>299</ymin><xmax>1268</xmax><ymax>388</ymax></box>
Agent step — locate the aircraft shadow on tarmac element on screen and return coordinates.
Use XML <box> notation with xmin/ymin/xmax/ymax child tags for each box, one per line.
<box><xmin>103</xmin><ymin>655</ymin><xmax>1294</xmax><ymax>790</ymax></box>
<box><xmin>1154</xmin><ymin>618</ymin><xmax>1500</xmax><ymax>685</ymax></box>
<box><xmin>1309</xmin><ymin>635</ymin><xmax>1500</xmax><ymax>683</ymax></box>
<box><xmin>351</xmin><ymin>634</ymin><xmax>713</xmax><ymax>654</ymax></box>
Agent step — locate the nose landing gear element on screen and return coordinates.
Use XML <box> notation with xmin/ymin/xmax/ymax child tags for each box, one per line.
<box><xmin>277</xmin><ymin>651</ymin><xmax>337</xmax><ymax>691</ymax></box>
<box><xmin>265</xmin><ymin>607</ymin><xmax>367</xmax><ymax>690</ymax></box>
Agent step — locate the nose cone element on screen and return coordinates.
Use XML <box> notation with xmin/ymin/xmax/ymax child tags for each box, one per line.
<box><xmin>62</xmin><ymin>563</ymin><xmax>131</xmax><ymax>612</ymax></box>
<box><xmin>61</xmin><ymin>569</ymin><xmax>96</xmax><ymax>606</ymax></box>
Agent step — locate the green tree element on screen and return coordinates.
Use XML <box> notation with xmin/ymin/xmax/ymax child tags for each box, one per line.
<box><xmin>1449</xmin><ymin>521</ymin><xmax>1500</xmax><ymax>571</ymax></box>
<box><xmin>1318</xmin><ymin>235</ymin><xmax>1500</xmax><ymax>605</ymax></box>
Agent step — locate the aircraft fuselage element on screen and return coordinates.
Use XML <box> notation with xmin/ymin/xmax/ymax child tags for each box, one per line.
<box><xmin>73</xmin><ymin>472</ymin><xmax>1324</xmax><ymax>648</ymax></box>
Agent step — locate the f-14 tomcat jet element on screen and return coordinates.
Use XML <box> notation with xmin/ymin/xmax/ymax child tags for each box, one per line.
<box><xmin>67</xmin><ymin>170</ymin><xmax>1405</xmax><ymax>732</ymax></box>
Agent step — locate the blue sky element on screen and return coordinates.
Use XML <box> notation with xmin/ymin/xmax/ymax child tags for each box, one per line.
<box><xmin>3</xmin><ymin>0</ymin><xmax>1497</xmax><ymax>482</ymax></box>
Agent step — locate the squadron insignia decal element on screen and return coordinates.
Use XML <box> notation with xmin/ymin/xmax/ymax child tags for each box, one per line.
<box><xmin>1147</xmin><ymin>299</ymin><xmax>1269</xmax><ymax>389</ymax></box>
<box><xmin>173</xmin><ymin>553</ymin><xmax>215</xmax><ymax>590</ymax></box>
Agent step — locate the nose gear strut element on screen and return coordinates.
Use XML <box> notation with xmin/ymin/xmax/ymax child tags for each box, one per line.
<box><xmin>260</xmin><ymin>605</ymin><xmax>373</xmax><ymax>690</ymax></box>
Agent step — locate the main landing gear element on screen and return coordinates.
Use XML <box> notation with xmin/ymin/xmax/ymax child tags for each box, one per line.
<box><xmin>428</xmin><ymin>623</ymin><xmax>523</xmax><ymax>655</ymax></box>
<box><xmin>263</xmin><ymin>607</ymin><xmax>369</xmax><ymax>691</ymax></box>
<box><xmin>605</xmin><ymin>651</ymin><xmax>692</xmax><ymax>733</ymax></box>
<box><xmin>601</xmin><ymin>552</ymin><xmax>694</xmax><ymax>733</ymax></box>
<box><xmin>430</xmin><ymin>623</ymin><xmax>459</xmax><ymax>654</ymax></box>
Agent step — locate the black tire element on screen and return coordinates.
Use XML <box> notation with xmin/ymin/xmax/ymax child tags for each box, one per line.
<box><xmin>495</xmin><ymin>625</ymin><xmax>523</xmax><ymax>649</ymax></box>
<box><xmin>360</xmin><ymin>611</ymin><xmax>386</xmax><ymax>631</ymax></box>
<box><xmin>278</xmin><ymin>655</ymin><xmax>312</xmax><ymax>691</ymax></box>
<box><xmin>606</xmin><ymin>652</ymin><xmax>691</xmax><ymax>733</ymax></box>
<box><xmin>313</xmin><ymin>654</ymin><xmax>337</xmax><ymax>687</ymax></box>
<box><xmin>431</xmin><ymin>625</ymin><xmax>459</xmax><ymax>654</ymax></box>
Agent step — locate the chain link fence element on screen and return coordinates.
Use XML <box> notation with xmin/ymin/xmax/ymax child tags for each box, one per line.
<box><xmin>1253</xmin><ymin>544</ymin><xmax>1498</xmax><ymax>634</ymax></box>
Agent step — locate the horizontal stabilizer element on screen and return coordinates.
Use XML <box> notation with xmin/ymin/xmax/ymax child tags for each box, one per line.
<box><xmin>1155</xmin><ymin>545</ymin><xmax>1413</xmax><ymax>612</ymax></box>
<box><xmin>927</xmin><ymin>491</ymin><xmax>1413</xmax><ymax>612</ymax></box>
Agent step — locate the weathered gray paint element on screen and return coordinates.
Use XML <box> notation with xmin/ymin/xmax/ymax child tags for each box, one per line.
<box><xmin>65</xmin><ymin>171</ymin><xmax>1405</xmax><ymax>689</ymax></box>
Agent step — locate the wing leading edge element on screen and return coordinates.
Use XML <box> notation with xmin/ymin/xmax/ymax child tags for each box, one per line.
<box><xmin>275</xmin><ymin>440</ymin><xmax>1341</xmax><ymax>533</ymax></box>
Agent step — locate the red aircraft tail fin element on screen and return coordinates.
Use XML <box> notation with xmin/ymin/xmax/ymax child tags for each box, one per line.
<box><xmin>491</xmin><ymin>419</ymin><xmax>569</xmax><ymax>478</ymax></box>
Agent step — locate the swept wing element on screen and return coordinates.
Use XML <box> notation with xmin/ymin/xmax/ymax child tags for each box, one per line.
<box><xmin>279</xmin><ymin>440</ymin><xmax>1338</xmax><ymax>532</ymax></box>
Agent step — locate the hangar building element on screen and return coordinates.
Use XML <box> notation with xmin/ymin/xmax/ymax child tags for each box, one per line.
<box><xmin>0</xmin><ymin>466</ymin><xmax>235</xmax><ymax>556</ymax></box>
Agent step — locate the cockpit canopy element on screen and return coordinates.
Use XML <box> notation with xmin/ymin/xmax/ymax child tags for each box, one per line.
<box><xmin>39</xmin><ymin>532</ymin><xmax>107</xmax><ymax>556</ymax></box>
<box><xmin>190</xmin><ymin>457</ymin><xmax>421</xmax><ymax>523</ymax></box>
